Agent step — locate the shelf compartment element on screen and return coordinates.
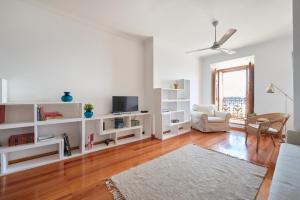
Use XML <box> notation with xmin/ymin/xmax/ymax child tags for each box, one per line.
<box><xmin>170</xmin><ymin>120</ymin><xmax>190</xmax><ymax>126</ymax></box>
<box><xmin>101</xmin><ymin>125</ymin><xmax>142</xmax><ymax>135</ymax></box>
<box><xmin>0</xmin><ymin>139</ymin><xmax>62</xmax><ymax>153</ymax></box>
<box><xmin>85</xmin><ymin>142</ymin><xmax>116</xmax><ymax>153</ymax></box>
<box><xmin>162</xmin><ymin>125</ymin><xmax>178</xmax><ymax>139</ymax></box>
<box><xmin>116</xmin><ymin>126</ymin><xmax>142</xmax><ymax>145</ymax></box>
<box><xmin>85</xmin><ymin>119</ymin><xmax>115</xmax><ymax>153</ymax></box>
<box><xmin>161</xmin><ymin>89</ymin><xmax>177</xmax><ymax>101</ymax></box>
<box><xmin>37</xmin><ymin>121</ymin><xmax>82</xmax><ymax>155</ymax></box>
<box><xmin>170</xmin><ymin>111</ymin><xmax>184</xmax><ymax>125</ymax></box>
<box><xmin>0</xmin><ymin>126</ymin><xmax>35</xmax><ymax>147</ymax></box>
<box><xmin>178</xmin><ymin>122</ymin><xmax>191</xmax><ymax>135</ymax></box>
<box><xmin>0</xmin><ymin>104</ymin><xmax>34</xmax><ymax>124</ymax></box>
<box><xmin>5</xmin><ymin>154</ymin><xmax>60</xmax><ymax>175</ymax></box>
<box><xmin>161</xmin><ymin>110</ymin><xmax>185</xmax><ymax>115</ymax></box>
<box><xmin>0</xmin><ymin>139</ymin><xmax>63</xmax><ymax>175</ymax></box>
<box><xmin>161</xmin><ymin>101</ymin><xmax>177</xmax><ymax>112</ymax></box>
<box><xmin>162</xmin><ymin>132</ymin><xmax>177</xmax><ymax>140</ymax></box>
<box><xmin>117</xmin><ymin>136</ymin><xmax>141</xmax><ymax>146</ymax></box>
<box><xmin>63</xmin><ymin>148</ymin><xmax>82</xmax><ymax>159</ymax></box>
<box><xmin>37</xmin><ymin>103</ymin><xmax>83</xmax><ymax>121</ymax></box>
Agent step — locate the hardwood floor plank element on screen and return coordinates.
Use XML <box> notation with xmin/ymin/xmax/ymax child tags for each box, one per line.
<box><xmin>0</xmin><ymin>130</ymin><xmax>280</xmax><ymax>200</ymax></box>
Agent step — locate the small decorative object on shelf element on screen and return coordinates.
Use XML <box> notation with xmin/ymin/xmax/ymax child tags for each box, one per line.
<box><xmin>173</xmin><ymin>82</ymin><xmax>179</xmax><ymax>89</ymax></box>
<box><xmin>38</xmin><ymin>135</ymin><xmax>55</xmax><ymax>142</ymax></box>
<box><xmin>87</xmin><ymin>133</ymin><xmax>94</xmax><ymax>150</ymax></box>
<box><xmin>84</xmin><ymin>103</ymin><xmax>94</xmax><ymax>118</ymax></box>
<box><xmin>0</xmin><ymin>105</ymin><xmax>5</xmax><ymax>123</ymax></box>
<box><xmin>104</xmin><ymin>138</ymin><xmax>114</xmax><ymax>146</ymax></box>
<box><xmin>115</xmin><ymin>118</ymin><xmax>124</xmax><ymax>128</ymax></box>
<box><xmin>131</xmin><ymin>119</ymin><xmax>140</xmax><ymax>127</ymax></box>
<box><xmin>61</xmin><ymin>91</ymin><xmax>73</xmax><ymax>102</ymax></box>
<box><xmin>171</xmin><ymin>119</ymin><xmax>180</xmax><ymax>123</ymax></box>
<box><xmin>62</xmin><ymin>133</ymin><xmax>72</xmax><ymax>156</ymax></box>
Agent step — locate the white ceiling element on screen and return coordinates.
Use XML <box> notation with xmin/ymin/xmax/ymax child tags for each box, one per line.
<box><xmin>27</xmin><ymin>0</ymin><xmax>292</xmax><ymax>52</ymax></box>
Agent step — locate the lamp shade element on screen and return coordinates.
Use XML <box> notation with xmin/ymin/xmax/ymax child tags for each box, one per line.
<box><xmin>266</xmin><ymin>83</ymin><xmax>275</xmax><ymax>93</ymax></box>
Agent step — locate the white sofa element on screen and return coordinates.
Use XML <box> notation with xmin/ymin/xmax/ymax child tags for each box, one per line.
<box><xmin>268</xmin><ymin>130</ymin><xmax>300</xmax><ymax>200</ymax></box>
<box><xmin>191</xmin><ymin>104</ymin><xmax>231</xmax><ymax>132</ymax></box>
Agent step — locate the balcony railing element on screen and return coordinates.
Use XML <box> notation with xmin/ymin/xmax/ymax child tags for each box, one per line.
<box><xmin>221</xmin><ymin>97</ymin><xmax>247</xmax><ymax>119</ymax></box>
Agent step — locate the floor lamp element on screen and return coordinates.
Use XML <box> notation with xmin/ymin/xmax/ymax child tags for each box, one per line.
<box><xmin>265</xmin><ymin>83</ymin><xmax>294</xmax><ymax>134</ymax></box>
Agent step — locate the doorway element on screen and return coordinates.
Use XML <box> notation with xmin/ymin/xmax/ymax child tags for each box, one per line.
<box><xmin>213</xmin><ymin>63</ymin><xmax>254</xmax><ymax>124</ymax></box>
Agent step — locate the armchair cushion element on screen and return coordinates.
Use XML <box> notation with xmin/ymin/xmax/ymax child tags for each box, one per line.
<box><xmin>208</xmin><ymin>117</ymin><xmax>225</xmax><ymax>123</ymax></box>
<box><xmin>215</xmin><ymin>111</ymin><xmax>231</xmax><ymax>121</ymax></box>
<box><xmin>248</xmin><ymin>123</ymin><xmax>278</xmax><ymax>134</ymax></box>
<box><xmin>190</xmin><ymin>110</ymin><xmax>208</xmax><ymax>119</ymax></box>
<box><xmin>192</xmin><ymin>104</ymin><xmax>215</xmax><ymax>116</ymax></box>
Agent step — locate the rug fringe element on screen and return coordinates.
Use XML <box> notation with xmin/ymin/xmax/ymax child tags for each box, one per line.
<box><xmin>105</xmin><ymin>179</ymin><xmax>126</xmax><ymax>200</ymax></box>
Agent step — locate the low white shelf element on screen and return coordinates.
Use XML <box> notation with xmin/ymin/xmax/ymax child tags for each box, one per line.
<box><xmin>0</xmin><ymin>102</ymin><xmax>153</xmax><ymax>175</ymax></box>
<box><xmin>0</xmin><ymin>138</ymin><xmax>63</xmax><ymax>174</ymax></box>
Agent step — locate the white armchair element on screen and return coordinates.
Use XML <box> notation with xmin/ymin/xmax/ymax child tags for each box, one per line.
<box><xmin>191</xmin><ymin>104</ymin><xmax>231</xmax><ymax>132</ymax></box>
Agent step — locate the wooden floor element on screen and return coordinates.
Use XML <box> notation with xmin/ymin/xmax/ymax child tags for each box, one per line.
<box><xmin>0</xmin><ymin>130</ymin><xmax>280</xmax><ymax>200</ymax></box>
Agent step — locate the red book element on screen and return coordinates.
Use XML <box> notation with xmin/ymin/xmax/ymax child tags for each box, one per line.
<box><xmin>0</xmin><ymin>105</ymin><xmax>5</xmax><ymax>123</ymax></box>
<box><xmin>39</xmin><ymin>106</ymin><xmax>46</xmax><ymax>121</ymax></box>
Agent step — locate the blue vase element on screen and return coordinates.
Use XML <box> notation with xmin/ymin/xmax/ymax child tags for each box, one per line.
<box><xmin>84</xmin><ymin>111</ymin><xmax>93</xmax><ymax>118</ymax></box>
<box><xmin>61</xmin><ymin>92</ymin><xmax>73</xmax><ymax>102</ymax></box>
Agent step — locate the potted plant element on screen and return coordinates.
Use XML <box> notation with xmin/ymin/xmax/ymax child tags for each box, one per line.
<box><xmin>84</xmin><ymin>103</ymin><xmax>94</xmax><ymax>118</ymax></box>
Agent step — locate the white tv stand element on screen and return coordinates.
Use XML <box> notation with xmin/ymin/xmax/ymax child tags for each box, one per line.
<box><xmin>0</xmin><ymin>102</ymin><xmax>153</xmax><ymax>175</ymax></box>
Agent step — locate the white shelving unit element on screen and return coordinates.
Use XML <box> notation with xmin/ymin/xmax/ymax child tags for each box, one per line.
<box><xmin>154</xmin><ymin>79</ymin><xmax>191</xmax><ymax>140</ymax></box>
<box><xmin>0</xmin><ymin>102</ymin><xmax>153</xmax><ymax>175</ymax></box>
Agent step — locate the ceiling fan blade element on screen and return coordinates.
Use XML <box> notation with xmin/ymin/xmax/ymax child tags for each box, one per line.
<box><xmin>217</xmin><ymin>28</ymin><xmax>237</xmax><ymax>46</ymax></box>
<box><xmin>186</xmin><ymin>47</ymin><xmax>212</xmax><ymax>54</ymax></box>
<box><xmin>217</xmin><ymin>48</ymin><xmax>236</xmax><ymax>55</ymax></box>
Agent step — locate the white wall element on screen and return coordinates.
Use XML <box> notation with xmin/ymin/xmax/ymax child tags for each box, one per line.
<box><xmin>144</xmin><ymin>38</ymin><xmax>154</xmax><ymax>111</ymax></box>
<box><xmin>0</xmin><ymin>0</ymin><xmax>145</xmax><ymax>116</ymax></box>
<box><xmin>153</xmin><ymin>39</ymin><xmax>200</xmax><ymax>106</ymax></box>
<box><xmin>293</xmin><ymin>0</ymin><xmax>300</xmax><ymax>130</ymax></box>
<box><xmin>200</xmin><ymin>35</ymin><xmax>294</xmax><ymax>129</ymax></box>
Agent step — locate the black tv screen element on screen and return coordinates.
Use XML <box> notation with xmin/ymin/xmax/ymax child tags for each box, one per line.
<box><xmin>112</xmin><ymin>96</ymin><xmax>138</xmax><ymax>113</ymax></box>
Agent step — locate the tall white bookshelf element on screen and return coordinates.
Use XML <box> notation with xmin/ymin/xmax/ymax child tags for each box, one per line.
<box><xmin>0</xmin><ymin>102</ymin><xmax>152</xmax><ymax>175</ymax></box>
<box><xmin>154</xmin><ymin>79</ymin><xmax>191</xmax><ymax>140</ymax></box>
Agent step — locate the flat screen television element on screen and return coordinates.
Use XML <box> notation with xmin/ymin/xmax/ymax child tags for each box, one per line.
<box><xmin>112</xmin><ymin>96</ymin><xmax>138</xmax><ymax>113</ymax></box>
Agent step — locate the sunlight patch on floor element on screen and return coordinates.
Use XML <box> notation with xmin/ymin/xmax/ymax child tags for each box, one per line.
<box><xmin>210</xmin><ymin>132</ymin><xmax>249</xmax><ymax>160</ymax></box>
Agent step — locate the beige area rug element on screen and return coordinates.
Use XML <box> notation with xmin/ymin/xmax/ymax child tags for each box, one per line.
<box><xmin>106</xmin><ymin>144</ymin><xmax>267</xmax><ymax>200</ymax></box>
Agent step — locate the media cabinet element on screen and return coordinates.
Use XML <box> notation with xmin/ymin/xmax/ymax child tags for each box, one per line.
<box><xmin>0</xmin><ymin>102</ymin><xmax>152</xmax><ymax>175</ymax></box>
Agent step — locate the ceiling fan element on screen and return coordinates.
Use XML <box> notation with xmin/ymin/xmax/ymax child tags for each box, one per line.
<box><xmin>186</xmin><ymin>20</ymin><xmax>237</xmax><ymax>55</ymax></box>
